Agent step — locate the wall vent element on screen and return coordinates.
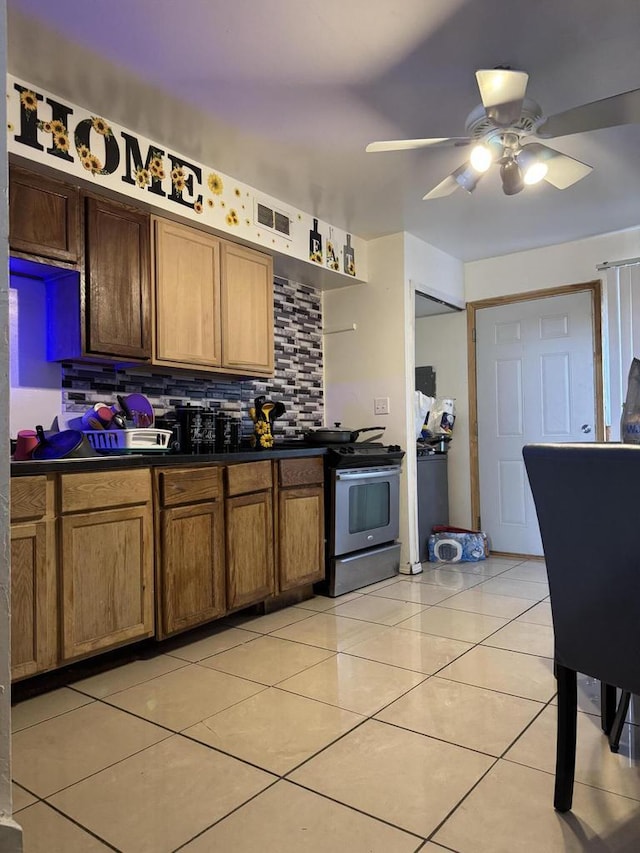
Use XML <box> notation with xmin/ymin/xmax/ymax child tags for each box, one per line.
<box><xmin>255</xmin><ymin>201</ymin><xmax>291</xmax><ymax>239</ymax></box>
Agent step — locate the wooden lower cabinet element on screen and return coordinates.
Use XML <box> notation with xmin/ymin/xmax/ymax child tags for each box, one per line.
<box><xmin>10</xmin><ymin>475</ymin><xmax>57</xmax><ymax>681</ymax></box>
<box><xmin>278</xmin><ymin>485</ymin><xmax>325</xmax><ymax>591</ymax></box>
<box><xmin>60</xmin><ymin>505</ymin><xmax>154</xmax><ymax>660</ymax></box>
<box><xmin>158</xmin><ymin>502</ymin><xmax>225</xmax><ymax>638</ymax></box>
<box><xmin>10</xmin><ymin>456</ymin><xmax>327</xmax><ymax>677</ymax></box>
<box><xmin>10</xmin><ymin>519</ymin><xmax>57</xmax><ymax>681</ymax></box>
<box><xmin>226</xmin><ymin>490</ymin><xmax>275</xmax><ymax>610</ymax></box>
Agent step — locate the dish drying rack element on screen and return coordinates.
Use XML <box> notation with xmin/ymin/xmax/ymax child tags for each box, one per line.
<box><xmin>83</xmin><ymin>428</ymin><xmax>172</xmax><ymax>453</ymax></box>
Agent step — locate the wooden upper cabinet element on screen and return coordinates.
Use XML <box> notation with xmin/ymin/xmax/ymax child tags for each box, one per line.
<box><xmin>221</xmin><ymin>241</ymin><xmax>274</xmax><ymax>374</ymax></box>
<box><xmin>9</xmin><ymin>164</ymin><xmax>80</xmax><ymax>264</ymax></box>
<box><xmin>153</xmin><ymin>217</ymin><xmax>222</xmax><ymax>369</ymax></box>
<box><xmin>85</xmin><ymin>195</ymin><xmax>151</xmax><ymax>359</ymax></box>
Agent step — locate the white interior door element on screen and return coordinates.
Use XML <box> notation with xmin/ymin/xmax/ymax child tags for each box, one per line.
<box><xmin>476</xmin><ymin>291</ymin><xmax>596</xmax><ymax>555</ymax></box>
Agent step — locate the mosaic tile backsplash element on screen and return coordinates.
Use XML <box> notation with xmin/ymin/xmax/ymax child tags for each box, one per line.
<box><xmin>62</xmin><ymin>277</ymin><xmax>324</xmax><ymax>440</ymax></box>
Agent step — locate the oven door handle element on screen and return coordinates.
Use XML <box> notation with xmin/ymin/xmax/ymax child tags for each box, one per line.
<box><xmin>335</xmin><ymin>466</ymin><xmax>402</xmax><ymax>481</ymax></box>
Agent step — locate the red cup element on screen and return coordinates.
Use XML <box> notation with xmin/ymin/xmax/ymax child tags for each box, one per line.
<box><xmin>14</xmin><ymin>429</ymin><xmax>39</xmax><ymax>461</ymax></box>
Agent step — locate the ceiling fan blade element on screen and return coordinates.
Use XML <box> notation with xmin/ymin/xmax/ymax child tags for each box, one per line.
<box><xmin>423</xmin><ymin>162</ymin><xmax>482</xmax><ymax>200</ymax></box>
<box><xmin>475</xmin><ymin>69</ymin><xmax>529</xmax><ymax>126</ymax></box>
<box><xmin>520</xmin><ymin>142</ymin><xmax>593</xmax><ymax>189</ymax></box>
<box><xmin>423</xmin><ymin>174</ymin><xmax>460</xmax><ymax>200</ymax></box>
<box><xmin>543</xmin><ymin>153</ymin><xmax>592</xmax><ymax>189</ymax></box>
<box><xmin>536</xmin><ymin>87</ymin><xmax>640</xmax><ymax>138</ymax></box>
<box><xmin>366</xmin><ymin>137</ymin><xmax>470</xmax><ymax>153</ymax></box>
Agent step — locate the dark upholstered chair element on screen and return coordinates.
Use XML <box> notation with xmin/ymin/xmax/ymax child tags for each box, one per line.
<box><xmin>523</xmin><ymin>443</ymin><xmax>640</xmax><ymax>812</ymax></box>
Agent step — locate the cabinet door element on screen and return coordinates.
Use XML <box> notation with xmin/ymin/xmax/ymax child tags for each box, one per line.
<box><xmin>11</xmin><ymin>520</ymin><xmax>57</xmax><ymax>680</ymax></box>
<box><xmin>9</xmin><ymin>165</ymin><xmax>80</xmax><ymax>263</ymax></box>
<box><xmin>85</xmin><ymin>195</ymin><xmax>151</xmax><ymax>359</ymax></box>
<box><xmin>226</xmin><ymin>491</ymin><xmax>274</xmax><ymax>610</ymax></box>
<box><xmin>159</xmin><ymin>502</ymin><xmax>225</xmax><ymax>638</ymax></box>
<box><xmin>221</xmin><ymin>242</ymin><xmax>274</xmax><ymax>374</ymax></box>
<box><xmin>60</xmin><ymin>505</ymin><xmax>154</xmax><ymax>660</ymax></box>
<box><xmin>154</xmin><ymin>218</ymin><xmax>222</xmax><ymax>368</ymax></box>
<box><xmin>278</xmin><ymin>486</ymin><xmax>325</xmax><ymax>591</ymax></box>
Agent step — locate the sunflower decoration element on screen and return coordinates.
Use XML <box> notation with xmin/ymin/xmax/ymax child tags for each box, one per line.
<box><xmin>252</xmin><ymin>417</ymin><xmax>274</xmax><ymax>449</ymax></box>
<box><xmin>225</xmin><ymin>209</ymin><xmax>239</xmax><ymax>227</ymax></box>
<box><xmin>234</xmin><ymin>187</ymin><xmax>241</xmax><ymax>197</ymax></box>
<box><xmin>171</xmin><ymin>166</ymin><xmax>187</xmax><ymax>194</ymax></box>
<box><xmin>347</xmin><ymin>259</ymin><xmax>356</xmax><ymax>276</ymax></box>
<box><xmin>309</xmin><ymin>250</ymin><xmax>323</xmax><ymax>264</ymax></box>
<box><xmin>91</xmin><ymin>116</ymin><xmax>112</xmax><ymax>136</ymax></box>
<box><xmin>149</xmin><ymin>153</ymin><xmax>165</xmax><ymax>180</ymax></box>
<box><xmin>53</xmin><ymin>132</ymin><xmax>70</xmax><ymax>153</ymax></box>
<box><xmin>135</xmin><ymin>167</ymin><xmax>151</xmax><ymax>189</ymax></box>
<box><xmin>36</xmin><ymin>117</ymin><xmax>70</xmax><ymax>153</ymax></box>
<box><xmin>207</xmin><ymin>172</ymin><xmax>224</xmax><ymax>195</ymax></box>
<box><xmin>80</xmin><ymin>153</ymin><xmax>104</xmax><ymax>175</ymax></box>
<box><xmin>207</xmin><ymin>199</ymin><xmax>214</xmax><ymax>208</ymax></box>
<box><xmin>194</xmin><ymin>201</ymin><xmax>203</xmax><ymax>214</ymax></box>
<box><xmin>20</xmin><ymin>90</ymin><xmax>38</xmax><ymax>113</ymax></box>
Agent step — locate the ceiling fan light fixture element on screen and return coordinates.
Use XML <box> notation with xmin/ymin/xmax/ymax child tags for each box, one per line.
<box><xmin>469</xmin><ymin>143</ymin><xmax>493</xmax><ymax>173</ymax></box>
<box><xmin>517</xmin><ymin>145</ymin><xmax>548</xmax><ymax>185</ymax></box>
<box><xmin>500</xmin><ymin>158</ymin><xmax>524</xmax><ymax>195</ymax></box>
<box><xmin>523</xmin><ymin>161</ymin><xmax>548</xmax><ymax>185</ymax></box>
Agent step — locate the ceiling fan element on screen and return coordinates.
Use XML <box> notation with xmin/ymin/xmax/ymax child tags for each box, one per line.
<box><xmin>365</xmin><ymin>68</ymin><xmax>640</xmax><ymax>199</ymax></box>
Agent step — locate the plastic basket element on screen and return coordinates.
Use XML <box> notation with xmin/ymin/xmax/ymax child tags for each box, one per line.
<box><xmin>83</xmin><ymin>428</ymin><xmax>172</xmax><ymax>453</ymax></box>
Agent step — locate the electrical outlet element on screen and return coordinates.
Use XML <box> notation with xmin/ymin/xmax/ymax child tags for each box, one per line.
<box><xmin>374</xmin><ymin>397</ymin><xmax>390</xmax><ymax>415</ymax></box>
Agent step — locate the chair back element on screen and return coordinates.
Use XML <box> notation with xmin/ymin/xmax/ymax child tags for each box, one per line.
<box><xmin>523</xmin><ymin>443</ymin><xmax>640</xmax><ymax>694</ymax></box>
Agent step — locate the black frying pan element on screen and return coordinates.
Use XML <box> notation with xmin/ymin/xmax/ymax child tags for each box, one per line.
<box><xmin>303</xmin><ymin>424</ymin><xmax>385</xmax><ymax>444</ymax></box>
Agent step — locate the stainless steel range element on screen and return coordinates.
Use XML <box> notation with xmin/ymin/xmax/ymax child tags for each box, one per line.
<box><xmin>324</xmin><ymin>443</ymin><xmax>405</xmax><ymax>596</ymax></box>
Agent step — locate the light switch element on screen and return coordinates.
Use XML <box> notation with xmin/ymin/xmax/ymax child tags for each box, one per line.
<box><xmin>374</xmin><ymin>397</ymin><xmax>390</xmax><ymax>415</ymax></box>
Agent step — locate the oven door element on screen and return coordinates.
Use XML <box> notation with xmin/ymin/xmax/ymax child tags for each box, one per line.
<box><xmin>332</xmin><ymin>465</ymin><xmax>401</xmax><ymax>556</ymax></box>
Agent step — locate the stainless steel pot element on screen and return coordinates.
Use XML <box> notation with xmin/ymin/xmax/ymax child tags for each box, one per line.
<box><xmin>303</xmin><ymin>424</ymin><xmax>385</xmax><ymax>444</ymax></box>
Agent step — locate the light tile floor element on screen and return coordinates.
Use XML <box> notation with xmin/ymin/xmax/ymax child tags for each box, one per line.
<box><xmin>11</xmin><ymin>556</ymin><xmax>640</xmax><ymax>852</ymax></box>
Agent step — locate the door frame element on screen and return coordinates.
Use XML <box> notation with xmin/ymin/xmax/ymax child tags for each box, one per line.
<box><xmin>467</xmin><ymin>280</ymin><xmax>604</xmax><ymax>543</ymax></box>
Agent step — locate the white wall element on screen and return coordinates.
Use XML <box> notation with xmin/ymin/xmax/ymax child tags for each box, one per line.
<box><xmin>323</xmin><ymin>233</ymin><xmax>414</xmax><ymax>564</ymax></box>
<box><xmin>415</xmin><ymin>311</ymin><xmax>471</xmax><ymax>527</ymax></box>
<box><xmin>323</xmin><ymin>231</ymin><xmax>465</xmax><ymax>570</ymax></box>
<box><xmin>465</xmin><ymin>226</ymin><xmax>640</xmax><ymax>301</ymax></box>
<box><xmin>1</xmin><ymin>0</ymin><xmax>24</xmax><ymax>846</ymax></box>
<box><xmin>9</xmin><ymin>277</ymin><xmax>62</xmax><ymax>436</ymax></box>
<box><xmin>405</xmin><ymin>232</ymin><xmax>465</xmax><ymax>304</ymax></box>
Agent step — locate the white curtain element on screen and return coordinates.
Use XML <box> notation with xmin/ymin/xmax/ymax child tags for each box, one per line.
<box><xmin>604</xmin><ymin>260</ymin><xmax>640</xmax><ymax>440</ymax></box>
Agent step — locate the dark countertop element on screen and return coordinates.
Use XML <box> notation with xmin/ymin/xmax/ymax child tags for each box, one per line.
<box><xmin>11</xmin><ymin>445</ymin><xmax>326</xmax><ymax>476</ymax></box>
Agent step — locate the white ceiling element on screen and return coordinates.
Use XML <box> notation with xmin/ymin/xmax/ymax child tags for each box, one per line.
<box><xmin>7</xmin><ymin>0</ymin><xmax>640</xmax><ymax>261</ymax></box>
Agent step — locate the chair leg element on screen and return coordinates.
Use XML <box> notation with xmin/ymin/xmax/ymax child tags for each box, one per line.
<box><xmin>601</xmin><ymin>683</ymin><xmax>617</xmax><ymax>733</ymax></box>
<box><xmin>554</xmin><ymin>663</ymin><xmax>577</xmax><ymax>812</ymax></box>
<box><xmin>609</xmin><ymin>690</ymin><xmax>631</xmax><ymax>753</ymax></box>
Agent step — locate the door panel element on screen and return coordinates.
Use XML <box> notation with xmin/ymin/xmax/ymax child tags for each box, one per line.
<box><xmin>477</xmin><ymin>291</ymin><xmax>596</xmax><ymax>554</ymax></box>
